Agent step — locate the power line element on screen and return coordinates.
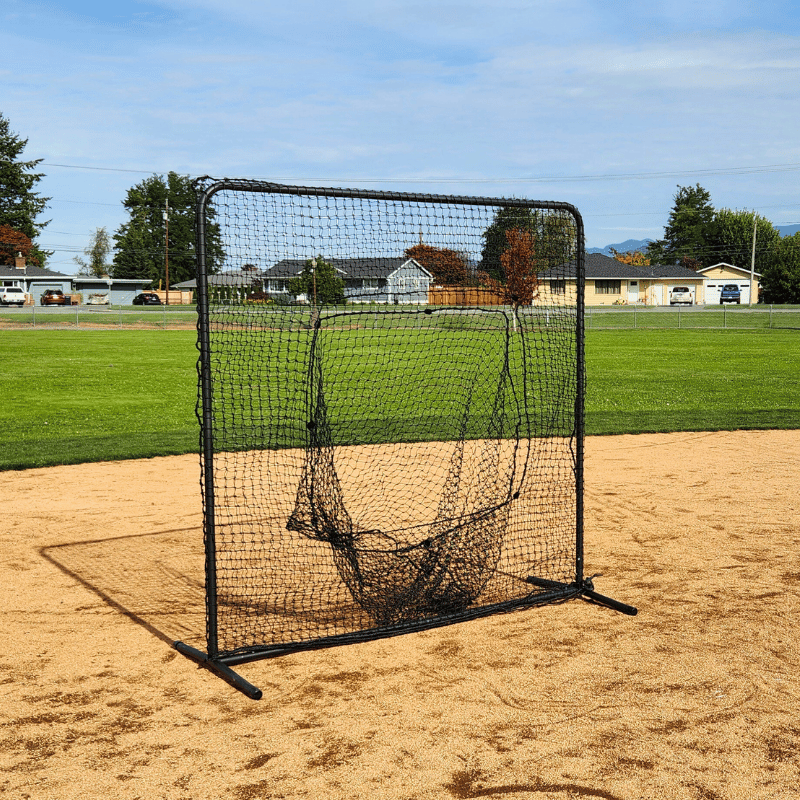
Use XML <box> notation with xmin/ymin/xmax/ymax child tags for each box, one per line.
<box><xmin>8</xmin><ymin>158</ymin><xmax>800</xmax><ymax>183</ymax></box>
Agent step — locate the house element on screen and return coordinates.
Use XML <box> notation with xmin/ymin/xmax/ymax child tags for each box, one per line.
<box><xmin>172</xmin><ymin>265</ymin><xmax>263</xmax><ymax>294</ymax></box>
<box><xmin>263</xmin><ymin>257</ymin><xmax>433</xmax><ymax>304</ymax></box>
<box><xmin>1</xmin><ymin>255</ymin><xmax>152</xmax><ymax>305</ymax></box>
<box><xmin>0</xmin><ymin>256</ymin><xmax>72</xmax><ymax>304</ymax></box>
<box><xmin>70</xmin><ymin>276</ymin><xmax>154</xmax><ymax>305</ymax></box>
<box><xmin>538</xmin><ymin>253</ymin><xmax>706</xmax><ymax>306</ymax></box>
<box><xmin>696</xmin><ymin>263</ymin><xmax>761</xmax><ymax>305</ymax></box>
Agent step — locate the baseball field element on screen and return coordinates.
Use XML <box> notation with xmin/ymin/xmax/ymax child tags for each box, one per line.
<box><xmin>1</xmin><ymin>323</ymin><xmax>798</xmax><ymax>799</ymax></box>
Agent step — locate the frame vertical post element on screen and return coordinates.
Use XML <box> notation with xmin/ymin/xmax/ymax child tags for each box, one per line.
<box><xmin>194</xmin><ymin>182</ymin><xmax>220</xmax><ymax>659</ymax></box>
<box><xmin>574</xmin><ymin>211</ymin><xmax>586</xmax><ymax>588</ymax></box>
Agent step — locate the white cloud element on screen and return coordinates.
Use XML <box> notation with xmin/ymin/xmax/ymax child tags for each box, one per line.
<box><xmin>4</xmin><ymin>0</ymin><xmax>800</xmax><ymax>263</ymax></box>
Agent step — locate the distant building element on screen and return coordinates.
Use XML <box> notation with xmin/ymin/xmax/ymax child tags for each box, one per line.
<box><xmin>263</xmin><ymin>257</ymin><xmax>433</xmax><ymax>304</ymax></box>
<box><xmin>538</xmin><ymin>253</ymin><xmax>708</xmax><ymax>306</ymax></box>
<box><xmin>0</xmin><ymin>257</ymin><xmax>152</xmax><ymax>305</ymax></box>
<box><xmin>697</xmin><ymin>263</ymin><xmax>761</xmax><ymax>305</ymax></box>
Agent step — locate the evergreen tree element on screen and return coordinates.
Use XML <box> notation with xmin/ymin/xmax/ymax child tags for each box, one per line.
<box><xmin>0</xmin><ymin>112</ymin><xmax>51</xmax><ymax>266</ymax></box>
<box><xmin>479</xmin><ymin>207</ymin><xmax>576</xmax><ymax>282</ymax></box>
<box><xmin>113</xmin><ymin>172</ymin><xmax>224</xmax><ymax>285</ymax></box>
<box><xmin>288</xmin><ymin>257</ymin><xmax>345</xmax><ymax>305</ymax></box>
<box><xmin>647</xmin><ymin>184</ymin><xmax>715</xmax><ymax>267</ymax></box>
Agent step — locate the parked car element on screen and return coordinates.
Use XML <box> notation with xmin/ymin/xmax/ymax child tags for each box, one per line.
<box><xmin>132</xmin><ymin>292</ymin><xmax>162</xmax><ymax>306</ymax></box>
<box><xmin>41</xmin><ymin>289</ymin><xmax>68</xmax><ymax>306</ymax></box>
<box><xmin>0</xmin><ymin>286</ymin><xmax>26</xmax><ymax>306</ymax></box>
<box><xmin>669</xmin><ymin>286</ymin><xmax>693</xmax><ymax>305</ymax></box>
<box><xmin>720</xmin><ymin>284</ymin><xmax>741</xmax><ymax>304</ymax></box>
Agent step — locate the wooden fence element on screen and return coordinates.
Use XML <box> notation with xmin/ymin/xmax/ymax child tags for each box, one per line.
<box><xmin>428</xmin><ymin>286</ymin><xmax>507</xmax><ymax>306</ymax></box>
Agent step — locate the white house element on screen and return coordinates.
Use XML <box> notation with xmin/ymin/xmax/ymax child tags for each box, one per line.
<box><xmin>263</xmin><ymin>257</ymin><xmax>433</xmax><ymax>304</ymax></box>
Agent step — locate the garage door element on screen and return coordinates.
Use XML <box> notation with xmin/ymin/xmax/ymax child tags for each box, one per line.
<box><xmin>36</xmin><ymin>284</ymin><xmax>65</xmax><ymax>304</ymax></box>
<box><xmin>705</xmin><ymin>284</ymin><xmax>722</xmax><ymax>304</ymax></box>
<box><xmin>738</xmin><ymin>282</ymin><xmax>751</xmax><ymax>304</ymax></box>
<box><xmin>706</xmin><ymin>282</ymin><xmax>752</xmax><ymax>304</ymax></box>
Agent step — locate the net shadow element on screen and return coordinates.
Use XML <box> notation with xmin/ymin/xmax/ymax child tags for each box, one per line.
<box><xmin>40</xmin><ymin>528</ymin><xmax>206</xmax><ymax>649</ymax></box>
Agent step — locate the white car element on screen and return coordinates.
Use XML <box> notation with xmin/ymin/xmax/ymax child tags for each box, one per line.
<box><xmin>0</xmin><ymin>286</ymin><xmax>26</xmax><ymax>306</ymax></box>
<box><xmin>669</xmin><ymin>286</ymin><xmax>693</xmax><ymax>305</ymax></box>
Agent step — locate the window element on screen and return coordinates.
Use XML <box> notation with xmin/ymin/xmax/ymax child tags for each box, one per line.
<box><xmin>363</xmin><ymin>278</ymin><xmax>379</xmax><ymax>289</ymax></box>
<box><xmin>549</xmin><ymin>280</ymin><xmax>566</xmax><ymax>295</ymax></box>
<box><xmin>594</xmin><ymin>280</ymin><xmax>621</xmax><ymax>295</ymax></box>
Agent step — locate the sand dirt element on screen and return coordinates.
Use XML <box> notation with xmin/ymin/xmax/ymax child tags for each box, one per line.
<box><xmin>2</xmin><ymin>430</ymin><xmax>799</xmax><ymax>800</ymax></box>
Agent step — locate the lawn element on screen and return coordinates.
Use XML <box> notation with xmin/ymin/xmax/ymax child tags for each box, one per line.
<box><xmin>0</xmin><ymin>330</ymin><xmax>199</xmax><ymax>470</ymax></box>
<box><xmin>1</xmin><ymin>326</ymin><xmax>798</xmax><ymax>470</ymax></box>
<box><xmin>586</xmin><ymin>328</ymin><xmax>800</xmax><ymax>434</ymax></box>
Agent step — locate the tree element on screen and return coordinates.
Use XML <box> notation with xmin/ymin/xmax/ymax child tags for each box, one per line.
<box><xmin>704</xmin><ymin>209</ymin><xmax>780</xmax><ymax>276</ymax></box>
<box><xmin>479</xmin><ymin>207</ymin><xmax>537</xmax><ymax>282</ymax></box>
<box><xmin>403</xmin><ymin>243</ymin><xmax>468</xmax><ymax>285</ymax></box>
<box><xmin>480</xmin><ymin>207</ymin><xmax>576</xmax><ymax>283</ymax></box>
<box><xmin>288</xmin><ymin>257</ymin><xmax>346</xmax><ymax>305</ymax></box>
<box><xmin>760</xmin><ymin>232</ymin><xmax>800</xmax><ymax>304</ymax></box>
<box><xmin>0</xmin><ymin>112</ymin><xmax>51</xmax><ymax>266</ymax></box>
<box><xmin>611</xmin><ymin>248</ymin><xmax>650</xmax><ymax>266</ymax></box>
<box><xmin>113</xmin><ymin>172</ymin><xmax>224</xmax><ymax>285</ymax></box>
<box><xmin>74</xmin><ymin>227</ymin><xmax>112</xmax><ymax>277</ymax></box>
<box><xmin>647</xmin><ymin>184</ymin><xmax>715</xmax><ymax>267</ymax></box>
<box><xmin>477</xmin><ymin>228</ymin><xmax>538</xmax><ymax>306</ymax></box>
<box><xmin>0</xmin><ymin>224</ymin><xmax>35</xmax><ymax>267</ymax></box>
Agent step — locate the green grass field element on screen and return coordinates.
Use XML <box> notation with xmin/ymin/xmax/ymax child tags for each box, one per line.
<box><xmin>1</xmin><ymin>326</ymin><xmax>798</xmax><ymax>470</ymax></box>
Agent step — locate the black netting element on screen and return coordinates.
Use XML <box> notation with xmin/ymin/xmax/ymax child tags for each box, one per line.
<box><xmin>195</xmin><ymin>181</ymin><xmax>583</xmax><ymax>659</ymax></box>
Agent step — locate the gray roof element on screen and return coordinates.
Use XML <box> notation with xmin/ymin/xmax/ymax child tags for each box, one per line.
<box><xmin>172</xmin><ymin>269</ymin><xmax>263</xmax><ymax>290</ymax></box>
<box><xmin>541</xmin><ymin>252</ymin><xmax>705</xmax><ymax>280</ymax></box>
<box><xmin>265</xmin><ymin>257</ymin><xmax>432</xmax><ymax>280</ymax></box>
<box><xmin>0</xmin><ymin>263</ymin><xmax>68</xmax><ymax>279</ymax></box>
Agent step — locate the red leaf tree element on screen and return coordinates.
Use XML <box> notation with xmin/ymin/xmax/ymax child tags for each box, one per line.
<box><xmin>477</xmin><ymin>228</ymin><xmax>538</xmax><ymax>307</ymax></box>
<box><xmin>404</xmin><ymin>243</ymin><xmax>468</xmax><ymax>286</ymax></box>
<box><xmin>0</xmin><ymin>224</ymin><xmax>39</xmax><ymax>267</ymax></box>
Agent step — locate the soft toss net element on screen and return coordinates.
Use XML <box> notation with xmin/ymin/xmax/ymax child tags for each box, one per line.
<box><xmin>175</xmin><ymin>179</ymin><xmax>636</xmax><ymax>698</ymax></box>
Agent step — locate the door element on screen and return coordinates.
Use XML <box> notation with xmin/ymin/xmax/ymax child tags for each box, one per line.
<box><xmin>627</xmin><ymin>281</ymin><xmax>639</xmax><ymax>304</ymax></box>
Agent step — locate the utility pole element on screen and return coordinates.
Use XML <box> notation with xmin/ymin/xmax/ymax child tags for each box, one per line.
<box><xmin>310</xmin><ymin>257</ymin><xmax>320</xmax><ymax>329</ymax></box>
<box><xmin>163</xmin><ymin>199</ymin><xmax>170</xmax><ymax>306</ymax></box>
<box><xmin>749</xmin><ymin>215</ymin><xmax>757</xmax><ymax>306</ymax></box>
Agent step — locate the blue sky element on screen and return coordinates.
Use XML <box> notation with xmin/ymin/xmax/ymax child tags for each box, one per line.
<box><xmin>3</xmin><ymin>0</ymin><xmax>800</xmax><ymax>273</ymax></box>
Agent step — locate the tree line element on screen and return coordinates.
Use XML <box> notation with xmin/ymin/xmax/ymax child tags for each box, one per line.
<box><xmin>0</xmin><ymin>111</ymin><xmax>224</xmax><ymax>286</ymax></box>
<box><xmin>2</xmin><ymin>109</ymin><xmax>797</xmax><ymax>302</ymax></box>
<box><xmin>617</xmin><ymin>184</ymin><xmax>800</xmax><ymax>303</ymax></box>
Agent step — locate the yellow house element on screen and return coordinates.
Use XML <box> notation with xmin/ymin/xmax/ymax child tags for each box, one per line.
<box><xmin>697</xmin><ymin>263</ymin><xmax>761</xmax><ymax>305</ymax></box>
<box><xmin>537</xmin><ymin>253</ymin><xmax>706</xmax><ymax>307</ymax></box>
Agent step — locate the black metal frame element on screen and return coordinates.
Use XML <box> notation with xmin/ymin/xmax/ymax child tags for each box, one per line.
<box><xmin>174</xmin><ymin>179</ymin><xmax>636</xmax><ymax>700</ymax></box>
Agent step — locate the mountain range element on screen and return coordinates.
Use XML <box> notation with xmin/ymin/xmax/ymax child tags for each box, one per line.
<box><xmin>588</xmin><ymin>225</ymin><xmax>800</xmax><ymax>256</ymax></box>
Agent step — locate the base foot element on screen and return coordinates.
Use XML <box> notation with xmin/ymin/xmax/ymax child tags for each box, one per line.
<box><xmin>579</xmin><ymin>577</ymin><xmax>638</xmax><ymax>616</ymax></box>
<box><xmin>174</xmin><ymin>641</ymin><xmax>263</xmax><ymax>699</ymax></box>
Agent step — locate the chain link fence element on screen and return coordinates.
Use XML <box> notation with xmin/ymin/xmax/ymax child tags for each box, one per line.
<box><xmin>3</xmin><ymin>303</ymin><xmax>800</xmax><ymax>331</ymax></box>
<box><xmin>0</xmin><ymin>305</ymin><xmax>198</xmax><ymax>329</ymax></box>
<box><xmin>586</xmin><ymin>305</ymin><xmax>800</xmax><ymax>331</ymax></box>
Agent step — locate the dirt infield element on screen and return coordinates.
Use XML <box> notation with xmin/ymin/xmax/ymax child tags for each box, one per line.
<box><xmin>2</xmin><ymin>430</ymin><xmax>799</xmax><ymax>800</ymax></box>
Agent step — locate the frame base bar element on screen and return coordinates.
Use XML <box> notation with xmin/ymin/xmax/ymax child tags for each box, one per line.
<box><xmin>581</xmin><ymin>588</ymin><xmax>638</xmax><ymax>616</ymax></box>
<box><xmin>174</xmin><ymin>578</ymin><xmax>635</xmax><ymax>697</ymax></box>
<box><xmin>526</xmin><ymin>575</ymin><xmax>638</xmax><ymax>617</ymax></box>
<box><xmin>579</xmin><ymin>575</ymin><xmax>638</xmax><ymax>616</ymax></box>
<box><xmin>173</xmin><ymin>641</ymin><xmax>263</xmax><ymax>700</ymax></box>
